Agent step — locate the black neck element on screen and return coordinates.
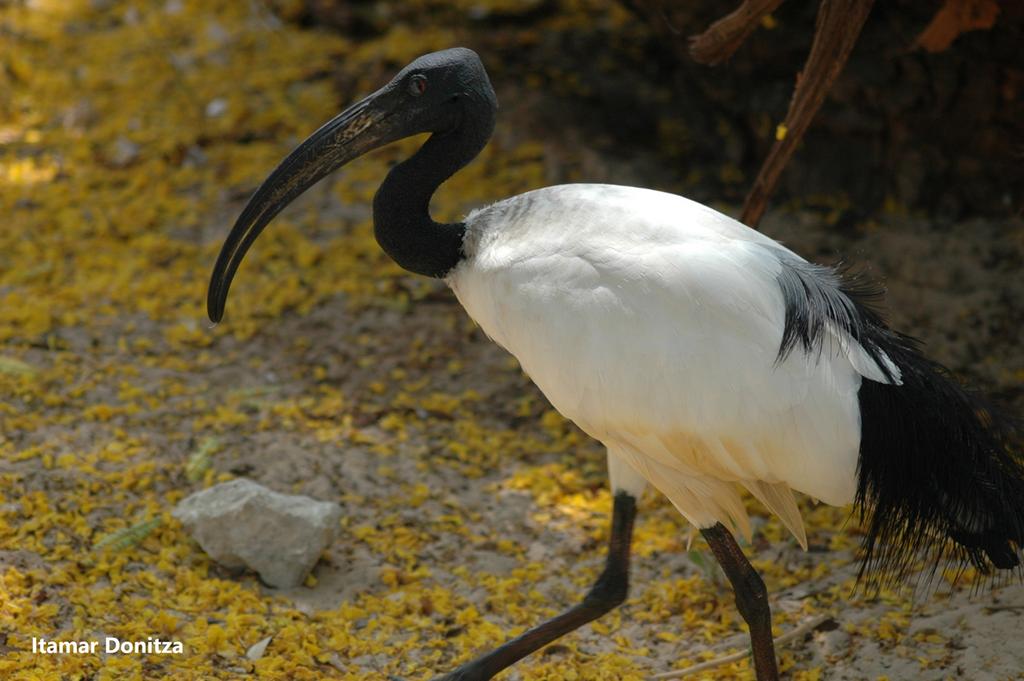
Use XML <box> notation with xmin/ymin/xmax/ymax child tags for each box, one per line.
<box><xmin>373</xmin><ymin>101</ymin><xmax>494</xmax><ymax>278</ymax></box>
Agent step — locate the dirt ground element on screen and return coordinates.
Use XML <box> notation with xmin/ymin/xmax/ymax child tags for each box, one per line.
<box><xmin>1</xmin><ymin>1</ymin><xmax>1022</xmax><ymax>680</ymax></box>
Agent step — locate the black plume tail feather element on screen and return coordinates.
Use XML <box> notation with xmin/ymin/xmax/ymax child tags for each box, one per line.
<box><xmin>852</xmin><ymin>300</ymin><xmax>1024</xmax><ymax>587</ymax></box>
<box><xmin>772</xmin><ymin>256</ymin><xmax>1024</xmax><ymax>585</ymax></box>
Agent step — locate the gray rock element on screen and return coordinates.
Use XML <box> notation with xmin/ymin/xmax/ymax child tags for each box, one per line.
<box><xmin>205</xmin><ymin>98</ymin><xmax>228</xmax><ymax>119</ymax></box>
<box><xmin>109</xmin><ymin>137</ymin><xmax>140</xmax><ymax>167</ymax></box>
<box><xmin>173</xmin><ymin>478</ymin><xmax>342</xmax><ymax>588</ymax></box>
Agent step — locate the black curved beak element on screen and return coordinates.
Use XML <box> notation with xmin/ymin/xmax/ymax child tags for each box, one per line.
<box><xmin>207</xmin><ymin>87</ymin><xmax>406</xmax><ymax>323</ymax></box>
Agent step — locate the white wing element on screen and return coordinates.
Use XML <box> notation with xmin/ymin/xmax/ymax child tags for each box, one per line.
<box><xmin>451</xmin><ymin>184</ymin><xmax>887</xmax><ymax>543</ymax></box>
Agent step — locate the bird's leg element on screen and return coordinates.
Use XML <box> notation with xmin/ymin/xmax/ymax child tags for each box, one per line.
<box><xmin>700</xmin><ymin>523</ymin><xmax>779</xmax><ymax>681</ymax></box>
<box><xmin>434</xmin><ymin>492</ymin><xmax>637</xmax><ymax>681</ymax></box>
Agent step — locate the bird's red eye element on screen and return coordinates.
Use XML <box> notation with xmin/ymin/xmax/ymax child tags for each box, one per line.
<box><xmin>409</xmin><ymin>75</ymin><xmax>428</xmax><ymax>97</ymax></box>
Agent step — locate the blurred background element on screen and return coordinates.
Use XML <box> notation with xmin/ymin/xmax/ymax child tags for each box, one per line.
<box><xmin>1</xmin><ymin>1</ymin><xmax>1022</xmax><ymax>679</ymax></box>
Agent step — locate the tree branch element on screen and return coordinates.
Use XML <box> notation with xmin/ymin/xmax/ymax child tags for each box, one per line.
<box><xmin>740</xmin><ymin>0</ymin><xmax>874</xmax><ymax>228</ymax></box>
<box><xmin>689</xmin><ymin>0</ymin><xmax>786</xmax><ymax>65</ymax></box>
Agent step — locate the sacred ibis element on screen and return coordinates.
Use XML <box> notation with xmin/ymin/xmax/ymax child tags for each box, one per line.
<box><xmin>207</xmin><ymin>48</ymin><xmax>1024</xmax><ymax>681</ymax></box>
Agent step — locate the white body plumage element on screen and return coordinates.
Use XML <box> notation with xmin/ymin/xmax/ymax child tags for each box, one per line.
<box><xmin>449</xmin><ymin>184</ymin><xmax>900</xmax><ymax>545</ymax></box>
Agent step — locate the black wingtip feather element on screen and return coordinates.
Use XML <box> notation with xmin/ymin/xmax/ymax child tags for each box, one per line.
<box><xmin>774</xmin><ymin>255</ymin><xmax>897</xmax><ymax>383</ymax></box>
